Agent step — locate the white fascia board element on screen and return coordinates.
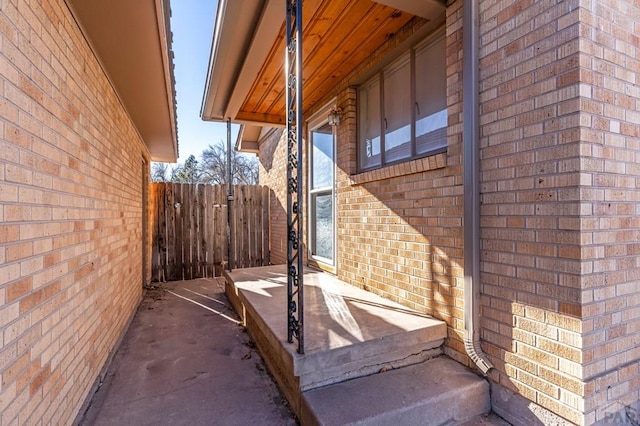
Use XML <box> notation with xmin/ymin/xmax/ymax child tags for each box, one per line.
<box><xmin>226</xmin><ymin>0</ymin><xmax>282</xmax><ymax>120</ymax></box>
<box><xmin>235</xmin><ymin>124</ymin><xmax>261</xmax><ymax>154</ymax></box>
<box><xmin>155</xmin><ymin>0</ymin><xmax>178</xmax><ymax>161</ymax></box>
<box><xmin>235</xmin><ymin>124</ymin><xmax>245</xmax><ymax>151</ymax></box>
<box><xmin>201</xmin><ymin>0</ymin><xmax>232</xmax><ymax>121</ymax></box>
<box><xmin>201</xmin><ymin>0</ymin><xmax>267</xmax><ymax>121</ymax></box>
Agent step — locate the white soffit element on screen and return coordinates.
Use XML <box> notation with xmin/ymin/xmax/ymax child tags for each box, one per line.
<box><xmin>236</xmin><ymin>124</ymin><xmax>261</xmax><ymax>154</ymax></box>
<box><xmin>66</xmin><ymin>0</ymin><xmax>178</xmax><ymax>162</ymax></box>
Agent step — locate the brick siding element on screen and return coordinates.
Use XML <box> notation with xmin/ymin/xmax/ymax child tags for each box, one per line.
<box><xmin>478</xmin><ymin>0</ymin><xmax>586</xmax><ymax>423</ymax></box>
<box><xmin>578</xmin><ymin>1</ymin><xmax>640</xmax><ymax>423</ymax></box>
<box><xmin>478</xmin><ymin>0</ymin><xmax>640</xmax><ymax>423</ymax></box>
<box><xmin>257</xmin><ymin>129</ymin><xmax>289</xmax><ymax>265</ymax></box>
<box><xmin>256</xmin><ymin>0</ymin><xmax>640</xmax><ymax>424</ymax></box>
<box><xmin>257</xmin><ymin>10</ymin><xmax>472</xmax><ymax>363</ymax></box>
<box><xmin>0</xmin><ymin>1</ymin><xmax>150</xmax><ymax>423</ymax></box>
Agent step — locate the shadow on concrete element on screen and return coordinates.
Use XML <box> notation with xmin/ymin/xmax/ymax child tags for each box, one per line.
<box><xmin>78</xmin><ymin>278</ymin><xmax>297</xmax><ymax>426</ymax></box>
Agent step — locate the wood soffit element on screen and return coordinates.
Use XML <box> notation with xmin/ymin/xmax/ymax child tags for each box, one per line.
<box><xmin>237</xmin><ymin>0</ymin><xmax>443</xmax><ymax>126</ymax></box>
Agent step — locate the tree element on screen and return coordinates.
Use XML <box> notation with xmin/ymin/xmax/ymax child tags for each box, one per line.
<box><xmin>151</xmin><ymin>162</ymin><xmax>169</xmax><ymax>182</ymax></box>
<box><xmin>151</xmin><ymin>145</ymin><xmax>258</xmax><ymax>186</ymax></box>
<box><xmin>199</xmin><ymin>142</ymin><xmax>258</xmax><ymax>185</ymax></box>
<box><xmin>170</xmin><ymin>155</ymin><xmax>201</xmax><ymax>184</ymax></box>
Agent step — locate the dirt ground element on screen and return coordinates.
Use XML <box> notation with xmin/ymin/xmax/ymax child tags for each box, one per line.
<box><xmin>78</xmin><ymin>278</ymin><xmax>297</xmax><ymax>426</ymax></box>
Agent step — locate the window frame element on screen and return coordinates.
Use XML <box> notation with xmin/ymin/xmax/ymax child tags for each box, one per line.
<box><xmin>358</xmin><ymin>77</ymin><xmax>382</xmax><ymax>170</ymax></box>
<box><xmin>307</xmin><ymin>102</ymin><xmax>337</xmax><ymax>269</ymax></box>
<box><xmin>357</xmin><ymin>33</ymin><xmax>447</xmax><ymax>173</ymax></box>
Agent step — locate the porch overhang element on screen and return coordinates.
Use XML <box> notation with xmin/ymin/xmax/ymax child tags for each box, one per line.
<box><xmin>200</xmin><ymin>0</ymin><xmax>283</xmax><ymax>126</ymax></box>
<box><xmin>201</xmin><ymin>0</ymin><xmax>446</xmax><ymax>153</ymax></box>
<box><xmin>66</xmin><ymin>0</ymin><xmax>178</xmax><ymax>162</ymax></box>
<box><xmin>235</xmin><ymin>125</ymin><xmax>261</xmax><ymax>154</ymax></box>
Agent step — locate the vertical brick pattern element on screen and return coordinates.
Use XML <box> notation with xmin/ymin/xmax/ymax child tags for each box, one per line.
<box><xmin>0</xmin><ymin>1</ymin><xmax>148</xmax><ymax>424</ymax></box>
<box><xmin>579</xmin><ymin>1</ymin><xmax>640</xmax><ymax>423</ymax></box>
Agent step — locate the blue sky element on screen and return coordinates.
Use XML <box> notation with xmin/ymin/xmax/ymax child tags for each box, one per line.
<box><xmin>170</xmin><ymin>0</ymin><xmax>239</xmax><ymax>164</ymax></box>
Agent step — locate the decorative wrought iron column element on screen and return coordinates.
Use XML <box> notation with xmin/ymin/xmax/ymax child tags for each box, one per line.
<box><xmin>285</xmin><ymin>0</ymin><xmax>304</xmax><ymax>354</ymax></box>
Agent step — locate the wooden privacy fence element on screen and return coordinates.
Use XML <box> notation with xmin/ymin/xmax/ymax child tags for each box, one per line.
<box><xmin>150</xmin><ymin>183</ymin><xmax>270</xmax><ymax>281</ymax></box>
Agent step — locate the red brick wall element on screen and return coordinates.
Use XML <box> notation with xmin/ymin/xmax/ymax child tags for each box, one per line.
<box><xmin>0</xmin><ymin>1</ymin><xmax>149</xmax><ymax>423</ymax></box>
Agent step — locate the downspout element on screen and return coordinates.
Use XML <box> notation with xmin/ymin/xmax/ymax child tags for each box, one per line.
<box><xmin>227</xmin><ymin>117</ymin><xmax>235</xmax><ymax>271</ymax></box>
<box><xmin>463</xmin><ymin>0</ymin><xmax>493</xmax><ymax>375</ymax></box>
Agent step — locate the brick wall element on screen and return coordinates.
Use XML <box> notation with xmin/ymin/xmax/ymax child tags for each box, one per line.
<box><xmin>255</xmin><ymin>1</ymin><xmax>640</xmax><ymax>423</ymax></box>
<box><xmin>257</xmin><ymin>13</ymin><xmax>471</xmax><ymax>358</ymax></box>
<box><xmin>0</xmin><ymin>1</ymin><xmax>150</xmax><ymax>423</ymax></box>
<box><xmin>579</xmin><ymin>1</ymin><xmax>640</xmax><ymax>423</ymax></box>
<box><xmin>256</xmin><ymin>6</ymin><xmax>471</xmax><ymax>360</ymax></box>
<box><xmin>477</xmin><ymin>0</ymin><xmax>587</xmax><ymax>423</ymax></box>
<box><xmin>257</xmin><ymin>129</ymin><xmax>288</xmax><ymax>265</ymax></box>
<box><xmin>331</xmin><ymin>7</ymin><xmax>470</xmax><ymax>361</ymax></box>
<box><xmin>477</xmin><ymin>0</ymin><xmax>640</xmax><ymax>423</ymax></box>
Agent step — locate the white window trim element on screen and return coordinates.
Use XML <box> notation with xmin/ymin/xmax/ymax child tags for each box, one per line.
<box><xmin>307</xmin><ymin>100</ymin><xmax>338</xmax><ymax>269</ymax></box>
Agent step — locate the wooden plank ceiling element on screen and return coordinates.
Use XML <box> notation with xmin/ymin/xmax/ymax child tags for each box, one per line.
<box><xmin>235</xmin><ymin>0</ymin><xmax>421</xmax><ymax>125</ymax></box>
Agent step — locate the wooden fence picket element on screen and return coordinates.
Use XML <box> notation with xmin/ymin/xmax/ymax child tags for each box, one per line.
<box><xmin>151</xmin><ymin>182</ymin><xmax>270</xmax><ymax>281</ymax></box>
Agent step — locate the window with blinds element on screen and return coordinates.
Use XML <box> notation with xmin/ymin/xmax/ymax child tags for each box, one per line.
<box><xmin>358</xmin><ymin>34</ymin><xmax>447</xmax><ymax>171</ymax></box>
<box><xmin>415</xmin><ymin>37</ymin><xmax>447</xmax><ymax>155</ymax></box>
<box><xmin>358</xmin><ymin>78</ymin><xmax>382</xmax><ymax>170</ymax></box>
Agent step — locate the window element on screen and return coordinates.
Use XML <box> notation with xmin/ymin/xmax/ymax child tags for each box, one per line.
<box><xmin>358</xmin><ymin>34</ymin><xmax>447</xmax><ymax>171</ymax></box>
<box><xmin>358</xmin><ymin>78</ymin><xmax>381</xmax><ymax>170</ymax></box>
<box><xmin>384</xmin><ymin>53</ymin><xmax>412</xmax><ymax>163</ymax></box>
<box><xmin>415</xmin><ymin>37</ymin><xmax>447</xmax><ymax>155</ymax></box>
<box><xmin>309</xmin><ymin>122</ymin><xmax>335</xmax><ymax>264</ymax></box>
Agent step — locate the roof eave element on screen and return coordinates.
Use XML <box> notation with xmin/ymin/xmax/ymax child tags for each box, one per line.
<box><xmin>235</xmin><ymin>124</ymin><xmax>261</xmax><ymax>154</ymax></box>
<box><xmin>154</xmin><ymin>0</ymin><xmax>179</xmax><ymax>163</ymax></box>
<box><xmin>201</xmin><ymin>0</ymin><xmax>281</xmax><ymax>123</ymax></box>
<box><xmin>65</xmin><ymin>0</ymin><xmax>178</xmax><ymax>162</ymax></box>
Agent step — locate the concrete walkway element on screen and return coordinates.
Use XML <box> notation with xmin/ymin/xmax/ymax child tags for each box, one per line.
<box><xmin>78</xmin><ymin>278</ymin><xmax>297</xmax><ymax>426</ymax></box>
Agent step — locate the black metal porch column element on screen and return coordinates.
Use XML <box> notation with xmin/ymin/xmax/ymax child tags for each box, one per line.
<box><xmin>285</xmin><ymin>0</ymin><xmax>304</xmax><ymax>354</ymax></box>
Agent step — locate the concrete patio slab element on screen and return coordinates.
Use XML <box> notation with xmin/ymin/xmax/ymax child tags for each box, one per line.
<box><xmin>78</xmin><ymin>278</ymin><xmax>296</xmax><ymax>426</ymax></box>
<box><xmin>224</xmin><ymin>266</ymin><xmax>512</xmax><ymax>425</ymax></box>
<box><xmin>225</xmin><ymin>265</ymin><xmax>448</xmax><ymax>415</ymax></box>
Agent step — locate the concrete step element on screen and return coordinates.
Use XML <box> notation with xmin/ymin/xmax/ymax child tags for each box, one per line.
<box><xmin>225</xmin><ymin>265</ymin><xmax>448</xmax><ymax>415</ymax></box>
<box><xmin>301</xmin><ymin>356</ymin><xmax>491</xmax><ymax>426</ymax></box>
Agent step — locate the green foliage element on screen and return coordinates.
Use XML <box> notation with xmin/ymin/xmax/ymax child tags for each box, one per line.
<box><xmin>170</xmin><ymin>155</ymin><xmax>200</xmax><ymax>183</ymax></box>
